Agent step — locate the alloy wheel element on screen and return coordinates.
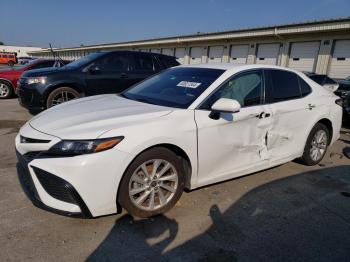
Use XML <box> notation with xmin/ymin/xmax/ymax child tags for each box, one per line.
<box><xmin>0</xmin><ymin>83</ymin><xmax>9</xmax><ymax>98</ymax></box>
<box><xmin>128</xmin><ymin>159</ymin><xmax>179</xmax><ymax>211</ymax></box>
<box><xmin>310</xmin><ymin>130</ymin><xmax>327</xmax><ymax>162</ymax></box>
<box><xmin>51</xmin><ymin>91</ymin><xmax>77</xmax><ymax>106</ymax></box>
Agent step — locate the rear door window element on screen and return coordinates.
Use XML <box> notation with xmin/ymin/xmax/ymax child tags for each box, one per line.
<box><xmin>268</xmin><ymin>70</ymin><xmax>301</xmax><ymax>102</ymax></box>
<box><xmin>131</xmin><ymin>53</ymin><xmax>156</xmax><ymax>72</ymax></box>
<box><xmin>298</xmin><ymin>77</ymin><xmax>312</xmax><ymax>97</ymax></box>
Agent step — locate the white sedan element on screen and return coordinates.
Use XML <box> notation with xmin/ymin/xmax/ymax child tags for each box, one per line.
<box><xmin>15</xmin><ymin>64</ymin><xmax>342</xmax><ymax>218</ymax></box>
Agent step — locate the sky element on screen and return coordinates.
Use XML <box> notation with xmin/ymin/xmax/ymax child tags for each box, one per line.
<box><xmin>1</xmin><ymin>0</ymin><xmax>349</xmax><ymax>48</ymax></box>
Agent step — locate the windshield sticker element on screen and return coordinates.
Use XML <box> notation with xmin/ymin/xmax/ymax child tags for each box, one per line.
<box><xmin>177</xmin><ymin>81</ymin><xmax>201</xmax><ymax>88</ymax></box>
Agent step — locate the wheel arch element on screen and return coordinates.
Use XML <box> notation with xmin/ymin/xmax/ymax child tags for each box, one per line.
<box><xmin>44</xmin><ymin>83</ymin><xmax>85</xmax><ymax>102</ymax></box>
<box><xmin>0</xmin><ymin>78</ymin><xmax>14</xmax><ymax>88</ymax></box>
<box><xmin>116</xmin><ymin>143</ymin><xmax>193</xmax><ymax>210</ymax></box>
<box><xmin>317</xmin><ymin>118</ymin><xmax>333</xmax><ymax>145</ymax></box>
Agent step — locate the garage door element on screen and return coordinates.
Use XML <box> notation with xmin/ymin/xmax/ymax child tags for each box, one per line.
<box><xmin>208</xmin><ymin>46</ymin><xmax>224</xmax><ymax>63</ymax></box>
<box><xmin>288</xmin><ymin>42</ymin><xmax>320</xmax><ymax>72</ymax></box>
<box><xmin>150</xmin><ymin>48</ymin><xmax>161</xmax><ymax>54</ymax></box>
<box><xmin>230</xmin><ymin>45</ymin><xmax>249</xmax><ymax>64</ymax></box>
<box><xmin>175</xmin><ymin>48</ymin><xmax>186</xmax><ymax>64</ymax></box>
<box><xmin>190</xmin><ymin>47</ymin><xmax>204</xmax><ymax>64</ymax></box>
<box><xmin>329</xmin><ymin>40</ymin><xmax>350</xmax><ymax>79</ymax></box>
<box><xmin>140</xmin><ymin>49</ymin><xmax>149</xmax><ymax>52</ymax></box>
<box><xmin>256</xmin><ymin>43</ymin><xmax>280</xmax><ymax>65</ymax></box>
<box><xmin>162</xmin><ymin>48</ymin><xmax>174</xmax><ymax>56</ymax></box>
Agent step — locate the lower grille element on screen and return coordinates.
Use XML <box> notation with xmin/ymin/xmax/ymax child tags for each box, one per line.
<box><xmin>33</xmin><ymin>167</ymin><xmax>79</xmax><ymax>205</ymax></box>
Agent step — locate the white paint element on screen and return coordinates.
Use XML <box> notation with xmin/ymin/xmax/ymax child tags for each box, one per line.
<box><xmin>256</xmin><ymin>43</ymin><xmax>280</xmax><ymax>65</ymax></box>
<box><xmin>288</xmin><ymin>41</ymin><xmax>320</xmax><ymax>72</ymax></box>
<box><xmin>329</xmin><ymin>40</ymin><xmax>350</xmax><ymax>79</ymax></box>
<box><xmin>230</xmin><ymin>45</ymin><xmax>249</xmax><ymax>64</ymax></box>
<box><xmin>16</xmin><ymin>64</ymin><xmax>342</xmax><ymax>217</ymax></box>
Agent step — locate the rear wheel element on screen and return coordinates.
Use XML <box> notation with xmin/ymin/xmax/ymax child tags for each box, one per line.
<box><xmin>119</xmin><ymin>147</ymin><xmax>185</xmax><ymax>218</ymax></box>
<box><xmin>0</xmin><ymin>80</ymin><xmax>13</xmax><ymax>99</ymax></box>
<box><xmin>46</xmin><ymin>87</ymin><xmax>80</xmax><ymax>108</ymax></box>
<box><xmin>299</xmin><ymin>123</ymin><xmax>329</xmax><ymax>166</ymax></box>
<box><xmin>7</xmin><ymin>61</ymin><xmax>14</xmax><ymax>67</ymax></box>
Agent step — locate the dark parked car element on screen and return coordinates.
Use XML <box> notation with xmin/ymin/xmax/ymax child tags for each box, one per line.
<box><xmin>0</xmin><ymin>59</ymin><xmax>69</xmax><ymax>99</ymax></box>
<box><xmin>17</xmin><ymin>51</ymin><xmax>179</xmax><ymax>113</ymax></box>
<box><xmin>305</xmin><ymin>73</ymin><xmax>339</xmax><ymax>92</ymax></box>
<box><xmin>335</xmin><ymin>76</ymin><xmax>350</xmax><ymax>119</ymax></box>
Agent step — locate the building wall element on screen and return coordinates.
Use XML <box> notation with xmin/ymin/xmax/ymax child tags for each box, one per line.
<box><xmin>29</xmin><ymin>19</ymin><xmax>350</xmax><ymax>78</ymax></box>
<box><xmin>0</xmin><ymin>45</ymin><xmax>43</xmax><ymax>56</ymax></box>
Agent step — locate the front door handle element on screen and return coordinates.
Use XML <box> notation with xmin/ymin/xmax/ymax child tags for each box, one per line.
<box><xmin>120</xmin><ymin>73</ymin><xmax>128</xmax><ymax>79</ymax></box>
<box><xmin>308</xmin><ymin>104</ymin><xmax>316</xmax><ymax>110</ymax></box>
<box><xmin>256</xmin><ymin>112</ymin><xmax>271</xmax><ymax>119</ymax></box>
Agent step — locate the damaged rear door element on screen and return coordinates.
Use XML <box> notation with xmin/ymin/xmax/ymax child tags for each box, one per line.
<box><xmin>195</xmin><ymin>70</ymin><xmax>272</xmax><ymax>185</ymax></box>
<box><xmin>264</xmin><ymin>69</ymin><xmax>316</xmax><ymax>161</ymax></box>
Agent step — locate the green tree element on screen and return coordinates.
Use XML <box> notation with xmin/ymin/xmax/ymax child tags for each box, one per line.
<box><xmin>0</xmin><ymin>41</ymin><xmax>4</xmax><ymax>45</ymax></box>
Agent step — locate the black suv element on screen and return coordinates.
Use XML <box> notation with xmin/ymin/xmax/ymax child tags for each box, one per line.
<box><xmin>17</xmin><ymin>51</ymin><xmax>179</xmax><ymax>113</ymax></box>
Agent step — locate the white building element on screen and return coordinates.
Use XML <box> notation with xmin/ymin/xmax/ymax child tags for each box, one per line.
<box><xmin>29</xmin><ymin>17</ymin><xmax>350</xmax><ymax>79</ymax></box>
<box><xmin>1</xmin><ymin>45</ymin><xmax>43</xmax><ymax>57</ymax></box>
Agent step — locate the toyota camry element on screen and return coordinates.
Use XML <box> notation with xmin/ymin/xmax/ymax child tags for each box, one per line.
<box><xmin>15</xmin><ymin>64</ymin><xmax>342</xmax><ymax>218</ymax></box>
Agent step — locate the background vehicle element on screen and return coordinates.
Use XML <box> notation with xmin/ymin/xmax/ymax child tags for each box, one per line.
<box><xmin>0</xmin><ymin>59</ymin><xmax>69</xmax><ymax>99</ymax></box>
<box><xmin>305</xmin><ymin>73</ymin><xmax>339</xmax><ymax>92</ymax></box>
<box><xmin>17</xmin><ymin>56</ymin><xmax>36</xmax><ymax>65</ymax></box>
<box><xmin>17</xmin><ymin>51</ymin><xmax>179</xmax><ymax>113</ymax></box>
<box><xmin>16</xmin><ymin>64</ymin><xmax>342</xmax><ymax>218</ymax></box>
<box><xmin>0</xmin><ymin>52</ymin><xmax>17</xmax><ymax>66</ymax></box>
<box><xmin>335</xmin><ymin>75</ymin><xmax>350</xmax><ymax>119</ymax></box>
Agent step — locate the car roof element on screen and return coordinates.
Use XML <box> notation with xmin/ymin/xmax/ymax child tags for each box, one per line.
<box><xmin>177</xmin><ymin>63</ymin><xmax>302</xmax><ymax>74</ymax></box>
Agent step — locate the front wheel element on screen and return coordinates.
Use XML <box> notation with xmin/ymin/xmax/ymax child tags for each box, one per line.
<box><xmin>119</xmin><ymin>147</ymin><xmax>185</xmax><ymax>218</ymax></box>
<box><xmin>299</xmin><ymin>123</ymin><xmax>329</xmax><ymax>166</ymax></box>
<box><xmin>46</xmin><ymin>87</ymin><xmax>80</xmax><ymax>108</ymax></box>
<box><xmin>0</xmin><ymin>80</ymin><xmax>13</xmax><ymax>99</ymax></box>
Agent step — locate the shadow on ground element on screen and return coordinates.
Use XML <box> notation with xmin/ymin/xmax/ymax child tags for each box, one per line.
<box><xmin>87</xmin><ymin>165</ymin><xmax>350</xmax><ymax>262</ymax></box>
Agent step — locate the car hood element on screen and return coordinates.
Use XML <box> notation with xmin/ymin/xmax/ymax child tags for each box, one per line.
<box><xmin>29</xmin><ymin>95</ymin><xmax>173</xmax><ymax>139</ymax></box>
<box><xmin>22</xmin><ymin>67</ymin><xmax>69</xmax><ymax>77</ymax></box>
<box><xmin>0</xmin><ymin>68</ymin><xmax>21</xmax><ymax>76</ymax></box>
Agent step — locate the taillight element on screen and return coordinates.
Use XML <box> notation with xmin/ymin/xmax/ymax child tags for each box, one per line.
<box><xmin>335</xmin><ymin>98</ymin><xmax>343</xmax><ymax>107</ymax></box>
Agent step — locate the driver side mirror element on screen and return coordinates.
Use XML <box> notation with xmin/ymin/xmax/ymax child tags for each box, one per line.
<box><xmin>209</xmin><ymin>98</ymin><xmax>241</xmax><ymax>120</ymax></box>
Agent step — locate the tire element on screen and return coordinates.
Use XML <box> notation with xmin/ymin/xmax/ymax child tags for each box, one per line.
<box><xmin>46</xmin><ymin>87</ymin><xmax>81</xmax><ymax>108</ymax></box>
<box><xmin>299</xmin><ymin>123</ymin><xmax>330</xmax><ymax>166</ymax></box>
<box><xmin>119</xmin><ymin>147</ymin><xmax>185</xmax><ymax>218</ymax></box>
<box><xmin>7</xmin><ymin>61</ymin><xmax>14</xmax><ymax>67</ymax></box>
<box><xmin>0</xmin><ymin>80</ymin><xmax>14</xmax><ymax>99</ymax></box>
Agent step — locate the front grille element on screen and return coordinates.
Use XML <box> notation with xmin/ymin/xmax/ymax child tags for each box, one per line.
<box><xmin>33</xmin><ymin>166</ymin><xmax>79</xmax><ymax>205</ymax></box>
<box><xmin>23</xmin><ymin>151</ymin><xmax>43</xmax><ymax>162</ymax></box>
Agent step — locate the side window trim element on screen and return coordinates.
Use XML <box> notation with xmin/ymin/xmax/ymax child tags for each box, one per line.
<box><xmin>197</xmin><ymin>69</ymin><xmax>265</xmax><ymax>110</ymax></box>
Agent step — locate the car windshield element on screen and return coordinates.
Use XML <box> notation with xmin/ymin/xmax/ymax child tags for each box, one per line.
<box><xmin>345</xmin><ymin>76</ymin><xmax>350</xmax><ymax>81</ymax></box>
<box><xmin>121</xmin><ymin>67</ymin><xmax>225</xmax><ymax>108</ymax></box>
<box><xmin>63</xmin><ymin>53</ymin><xmax>103</xmax><ymax>69</ymax></box>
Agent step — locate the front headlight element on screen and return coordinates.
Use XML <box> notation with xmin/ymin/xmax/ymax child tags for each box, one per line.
<box><xmin>26</xmin><ymin>77</ymin><xmax>47</xmax><ymax>85</ymax></box>
<box><xmin>47</xmin><ymin>137</ymin><xmax>124</xmax><ymax>156</ymax></box>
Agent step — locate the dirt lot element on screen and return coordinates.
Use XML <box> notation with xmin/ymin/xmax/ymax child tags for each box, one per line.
<box><xmin>1</xmin><ymin>98</ymin><xmax>350</xmax><ymax>262</ymax></box>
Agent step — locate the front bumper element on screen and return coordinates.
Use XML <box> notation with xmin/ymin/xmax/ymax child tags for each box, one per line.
<box><xmin>17</xmin><ymin>80</ymin><xmax>46</xmax><ymax>113</ymax></box>
<box><xmin>15</xmin><ymin>123</ymin><xmax>129</xmax><ymax>217</ymax></box>
<box><xmin>16</xmin><ymin>151</ymin><xmax>92</xmax><ymax>218</ymax></box>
